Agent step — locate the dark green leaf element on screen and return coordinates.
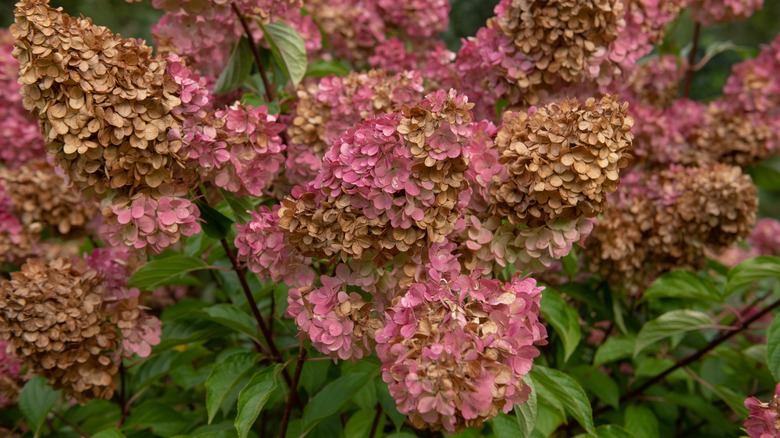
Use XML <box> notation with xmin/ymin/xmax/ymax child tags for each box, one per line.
<box><xmin>725</xmin><ymin>256</ymin><xmax>780</xmax><ymax>296</ymax></box>
<box><xmin>214</xmin><ymin>38</ymin><xmax>253</xmax><ymax>94</ymax></box>
<box><xmin>344</xmin><ymin>410</ymin><xmax>376</xmax><ymax>438</ymax></box>
<box><xmin>129</xmin><ymin>256</ymin><xmax>210</xmax><ymax>290</ymax></box>
<box><xmin>376</xmin><ymin>378</ymin><xmax>405</xmax><ymax>432</ymax></box>
<box><xmin>206</xmin><ymin>352</ymin><xmax>261</xmax><ymax>423</ymax></box>
<box><xmin>197</xmin><ymin>201</ymin><xmax>235</xmax><ymax>240</ymax></box>
<box><xmin>19</xmin><ymin>377</ymin><xmax>60</xmax><ymax>437</ymax></box>
<box><xmin>220</xmin><ymin>189</ymin><xmax>256</xmax><ymax>223</ymax></box>
<box><xmin>634</xmin><ymin>310</ymin><xmax>713</xmax><ymax>356</ymax></box>
<box><xmin>594</xmin><ymin>335</ymin><xmax>635</xmax><ymax>366</ymax></box>
<box><xmin>573</xmin><ymin>425</ymin><xmax>634</xmax><ymax>438</ymax></box>
<box><xmin>92</xmin><ymin>429</ymin><xmax>127</xmax><ymax>438</ymax></box>
<box><xmin>302</xmin><ymin>371</ymin><xmax>375</xmax><ymax>434</ymax></box>
<box><xmin>202</xmin><ymin>303</ymin><xmax>259</xmax><ymax>340</ymax></box>
<box><xmin>123</xmin><ymin>402</ymin><xmax>190</xmax><ymax>436</ymax></box>
<box><xmin>767</xmin><ymin>315</ymin><xmax>780</xmax><ymax>381</ymax></box>
<box><xmin>305</xmin><ymin>59</ymin><xmax>350</xmax><ymax>77</ymax></box>
<box><xmin>260</xmin><ymin>21</ymin><xmax>307</xmax><ymax>85</ymax></box>
<box><xmin>492</xmin><ymin>412</ymin><xmax>522</xmax><ymax>438</ymax></box>
<box><xmin>642</xmin><ymin>270</ymin><xmax>722</xmax><ymax>303</ymax></box>
<box><xmin>569</xmin><ymin>365</ymin><xmax>619</xmax><ymax>409</ymax></box>
<box><xmin>749</xmin><ymin>157</ymin><xmax>780</xmax><ymax>191</ymax></box>
<box><xmin>540</xmin><ymin>289</ymin><xmax>581</xmax><ymax>361</ymax></box>
<box><xmin>235</xmin><ymin>365</ymin><xmax>282</xmax><ymax>438</ymax></box>
<box><xmin>531</xmin><ymin>366</ymin><xmax>595</xmax><ymax>436</ymax></box>
<box><xmin>624</xmin><ymin>405</ymin><xmax>659</xmax><ymax>438</ymax></box>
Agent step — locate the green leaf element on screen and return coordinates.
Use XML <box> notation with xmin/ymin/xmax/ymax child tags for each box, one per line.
<box><xmin>123</xmin><ymin>402</ymin><xmax>190</xmax><ymax>436</ymax></box>
<box><xmin>235</xmin><ymin>365</ymin><xmax>282</xmax><ymax>438</ymax></box>
<box><xmin>514</xmin><ymin>378</ymin><xmax>537</xmax><ymax>438</ymax></box>
<box><xmin>492</xmin><ymin>412</ymin><xmax>522</xmax><ymax>438</ymax></box>
<box><xmin>725</xmin><ymin>256</ymin><xmax>780</xmax><ymax>296</ymax></box>
<box><xmin>197</xmin><ymin>201</ymin><xmax>235</xmax><ymax>240</ymax></box>
<box><xmin>206</xmin><ymin>352</ymin><xmax>261</xmax><ymax>423</ymax></box>
<box><xmin>642</xmin><ymin>270</ymin><xmax>722</xmax><ymax>303</ymax></box>
<box><xmin>202</xmin><ymin>303</ymin><xmax>259</xmax><ymax>340</ymax></box>
<box><xmin>260</xmin><ymin>21</ymin><xmax>307</xmax><ymax>86</ymax></box>
<box><xmin>569</xmin><ymin>365</ymin><xmax>619</xmax><ymax>409</ymax></box>
<box><xmin>594</xmin><ymin>335</ymin><xmax>635</xmax><ymax>366</ymax></box>
<box><xmin>220</xmin><ymin>190</ymin><xmax>255</xmax><ymax>223</ymax></box>
<box><xmin>767</xmin><ymin>314</ymin><xmax>780</xmax><ymax>380</ymax></box>
<box><xmin>624</xmin><ymin>405</ymin><xmax>659</xmax><ymax>438</ymax></box>
<box><xmin>92</xmin><ymin>429</ymin><xmax>127</xmax><ymax>438</ymax></box>
<box><xmin>540</xmin><ymin>289</ymin><xmax>581</xmax><ymax>361</ymax></box>
<box><xmin>376</xmin><ymin>377</ymin><xmax>406</xmax><ymax>432</ymax></box>
<box><xmin>129</xmin><ymin>255</ymin><xmax>210</xmax><ymax>290</ymax></box>
<box><xmin>634</xmin><ymin>310</ymin><xmax>714</xmax><ymax>356</ymax></box>
<box><xmin>305</xmin><ymin>59</ymin><xmax>350</xmax><ymax>77</ymax></box>
<box><xmin>531</xmin><ymin>366</ymin><xmax>595</xmax><ymax>436</ymax></box>
<box><xmin>214</xmin><ymin>38</ymin><xmax>254</xmax><ymax>94</ymax></box>
<box><xmin>302</xmin><ymin>371</ymin><xmax>375</xmax><ymax>434</ymax></box>
<box><xmin>19</xmin><ymin>377</ymin><xmax>60</xmax><ymax>437</ymax></box>
<box><xmin>561</xmin><ymin>250</ymin><xmax>579</xmax><ymax>278</ymax></box>
<box><xmin>749</xmin><ymin>157</ymin><xmax>780</xmax><ymax>191</ymax></box>
<box><xmin>344</xmin><ymin>410</ymin><xmax>377</xmax><ymax>438</ymax></box>
<box><xmin>573</xmin><ymin>425</ymin><xmax>634</xmax><ymax>438</ymax></box>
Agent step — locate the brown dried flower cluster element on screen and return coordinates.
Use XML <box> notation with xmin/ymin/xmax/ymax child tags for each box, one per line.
<box><xmin>490</xmin><ymin>94</ymin><xmax>633</xmax><ymax>227</ymax></box>
<box><xmin>687</xmin><ymin>104</ymin><xmax>777</xmax><ymax>168</ymax></box>
<box><xmin>11</xmin><ymin>0</ymin><xmax>193</xmax><ymax>199</ymax></box>
<box><xmin>288</xmin><ymin>70</ymin><xmax>423</xmax><ymax>154</ymax></box>
<box><xmin>0</xmin><ymin>159</ymin><xmax>96</xmax><ymax>235</ymax></box>
<box><xmin>496</xmin><ymin>0</ymin><xmax>624</xmax><ymax>90</ymax></box>
<box><xmin>586</xmin><ymin>164</ymin><xmax>757</xmax><ymax>291</ymax></box>
<box><xmin>0</xmin><ymin>258</ymin><xmax>121</xmax><ymax>402</ymax></box>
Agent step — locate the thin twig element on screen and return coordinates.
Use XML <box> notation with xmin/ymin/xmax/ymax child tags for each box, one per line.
<box><xmin>369</xmin><ymin>404</ymin><xmax>383</xmax><ymax>438</ymax></box>
<box><xmin>231</xmin><ymin>2</ymin><xmax>276</xmax><ymax>102</ymax></box>
<box><xmin>682</xmin><ymin>23</ymin><xmax>702</xmax><ymax>98</ymax></box>
<box><xmin>279</xmin><ymin>347</ymin><xmax>307</xmax><ymax>438</ymax></box>
<box><xmin>52</xmin><ymin>411</ymin><xmax>89</xmax><ymax>437</ymax></box>
<box><xmin>594</xmin><ymin>297</ymin><xmax>780</xmax><ymax>416</ymax></box>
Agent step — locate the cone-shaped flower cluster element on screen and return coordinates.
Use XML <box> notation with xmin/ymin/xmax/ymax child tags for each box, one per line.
<box><xmin>11</xmin><ymin>0</ymin><xmax>202</xmax><ymax>253</ymax></box>
<box><xmin>744</xmin><ymin>383</ymin><xmax>780</xmax><ymax>438</ymax></box>
<box><xmin>278</xmin><ymin>89</ymin><xmax>472</xmax><ymax>264</ymax></box>
<box><xmin>0</xmin><ymin>251</ymin><xmax>161</xmax><ymax>402</ymax></box>
<box><xmin>490</xmin><ymin>95</ymin><xmax>633</xmax><ymax>226</ymax></box>
<box><xmin>376</xmin><ymin>275</ymin><xmax>547</xmax><ymax>433</ymax></box>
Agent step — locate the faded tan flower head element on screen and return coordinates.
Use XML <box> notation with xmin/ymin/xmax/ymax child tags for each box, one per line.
<box><xmin>11</xmin><ymin>0</ymin><xmax>191</xmax><ymax>198</ymax></box>
<box><xmin>0</xmin><ymin>258</ymin><xmax>121</xmax><ymax>402</ymax></box>
<box><xmin>0</xmin><ymin>159</ymin><xmax>96</xmax><ymax>235</ymax></box>
<box><xmin>490</xmin><ymin>94</ymin><xmax>633</xmax><ymax>227</ymax></box>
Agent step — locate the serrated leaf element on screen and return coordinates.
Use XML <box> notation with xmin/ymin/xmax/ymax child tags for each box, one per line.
<box><xmin>515</xmin><ymin>378</ymin><xmax>537</xmax><ymax>438</ymax></box>
<box><xmin>302</xmin><ymin>371</ymin><xmax>374</xmax><ymax>434</ymax></box>
<box><xmin>725</xmin><ymin>256</ymin><xmax>780</xmax><ymax>296</ymax></box>
<box><xmin>531</xmin><ymin>366</ymin><xmax>595</xmax><ymax>436</ymax></box>
<box><xmin>634</xmin><ymin>310</ymin><xmax>713</xmax><ymax>356</ymax></box>
<box><xmin>642</xmin><ymin>270</ymin><xmax>722</xmax><ymax>303</ymax></box>
<box><xmin>220</xmin><ymin>189</ymin><xmax>255</xmax><ymax>223</ymax></box>
<box><xmin>540</xmin><ymin>289</ymin><xmax>581</xmax><ymax>361</ymax></box>
<box><xmin>129</xmin><ymin>256</ymin><xmax>210</xmax><ymax>290</ymax></box>
<box><xmin>235</xmin><ymin>365</ymin><xmax>281</xmax><ymax>438</ymax></box>
<box><xmin>594</xmin><ymin>335</ymin><xmax>636</xmax><ymax>366</ymax></box>
<box><xmin>202</xmin><ymin>303</ymin><xmax>259</xmax><ymax>340</ymax></box>
<box><xmin>767</xmin><ymin>315</ymin><xmax>780</xmax><ymax>380</ymax></box>
<box><xmin>260</xmin><ymin>21</ymin><xmax>307</xmax><ymax>86</ymax></box>
<box><xmin>624</xmin><ymin>405</ymin><xmax>659</xmax><ymax>438</ymax></box>
<box><xmin>19</xmin><ymin>377</ymin><xmax>60</xmax><ymax>437</ymax></box>
<box><xmin>197</xmin><ymin>201</ymin><xmax>234</xmax><ymax>240</ymax></box>
<box><xmin>215</xmin><ymin>38</ymin><xmax>253</xmax><ymax>94</ymax></box>
<box><xmin>206</xmin><ymin>352</ymin><xmax>261</xmax><ymax>423</ymax></box>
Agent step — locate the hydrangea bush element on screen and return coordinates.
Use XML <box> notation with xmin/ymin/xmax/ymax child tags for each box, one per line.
<box><xmin>1</xmin><ymin>0</ymin><xmax>780</xmax><ymax>436</ymax></box>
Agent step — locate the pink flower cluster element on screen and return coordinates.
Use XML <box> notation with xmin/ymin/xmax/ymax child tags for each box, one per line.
<box><xmin>367</xmin><ymin>38</ymin><xmax>457</xmax><ymax>88</ymax></box>
<box><xmin>235</xmin><ymin>205</ymin><xmax>314</xmax><ymax>287</ymax></box>
<box><xmin>106</xmin><ymin>194</ymin><xmax>201</xmax><ymax>254</ymax></box>
<box><xmin>717</xmin><ymin>218</ymin><xmax>780</xmax><ymax>266</ymax></box>
<box><xmin>689</xmin><ymin>0</ymin><xmax>764</xmax><ymax>25</ymax></box>
<box><xmin>724</xmin><ymin>34</ymin><xmax>780</xmax><ymax>113</ymax></box>
<box><xmin>286</xmin><ymin>263</ymin><xmax>380</xmax><ymax>360</ymax></box>
<box><xmin>375</xmin><ymin>275</ymin><xmax>547</xmax><ymax>432</ymax></box>
<box><xmin>745</xmin><ymin>383</ymin><xmax>780</xmax><ymax>438</ymax></box>
<box><xmin>0</xmin><ymin>30</ymin><xmax>46</xmax><ymax>168</ymax></box>
<box><xmin>85</xmin><ymin>248</ymin><xmax>162</xmax><ymax>358</ymax></box>
<box><xmin>0</xmin><ymin>338</ymin><xmax>23</xmax><ymax>408</ymax></box>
